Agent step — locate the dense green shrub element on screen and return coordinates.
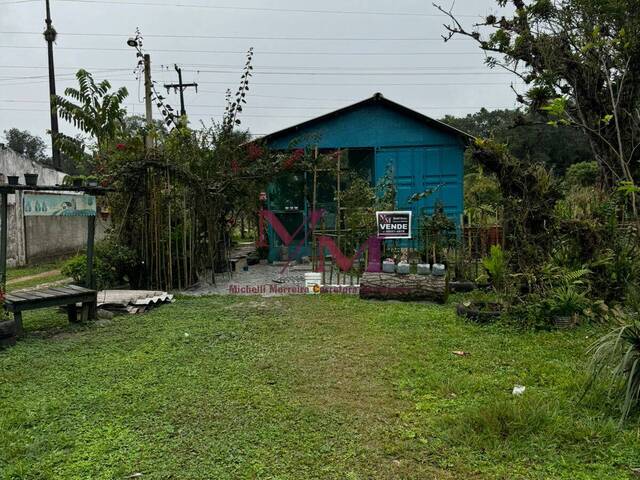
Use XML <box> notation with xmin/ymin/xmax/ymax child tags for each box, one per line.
<box><xmin>421</xmin><ymin>201</ymin><xmax>456</xmax><ymax>264</ymax></box>
<box><xmin>62</xmin><ymin>239</ymin><xmax>140</xmax><ymax>289</ymax></box>
<box><xmin>564</xmin><ymin>161</ymin><xmax>599</xmax><ymax>188</ymax></box>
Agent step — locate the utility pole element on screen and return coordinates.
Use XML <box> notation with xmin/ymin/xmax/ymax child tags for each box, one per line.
<box><xmin>44</xmin><ymin>0</ymin><xmax>61</xmax><ymax>169</ymax></box>
<box><xmin>143</xmin><ymin>54</ymin><xmax>153</xmax><ymax>149</ymax></box>
<box><xmin>164</xmin><ymin>64</ymin><xmax>198</xmax><ymax>117</ymax></box>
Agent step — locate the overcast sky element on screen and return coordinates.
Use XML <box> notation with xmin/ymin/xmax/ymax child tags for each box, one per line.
<box><xmin>0</xmin><ymin>0</ymin><xmax>519</xmax><ymax>151</ymax></box>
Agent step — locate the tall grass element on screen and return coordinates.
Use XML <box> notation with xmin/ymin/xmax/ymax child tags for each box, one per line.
<box><xmin>586</xmin><ymin>321</ymin><xmax>640</xmax><ymax>424</ymax></box>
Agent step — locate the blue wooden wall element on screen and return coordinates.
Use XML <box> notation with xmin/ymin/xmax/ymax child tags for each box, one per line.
<box><xmin>266</xmin><ymin>102</ymin><xmax>464</xmax><ymax>151</ymax></box>
<box><xmin>266</xmin><ymin>101</ymin><xmax>465</xmax><ymax>218</ymax></box>
<box><xmin>262</xmin><ymin>98</ymin><xmax>467</xmax><ymax>259</ymax></box>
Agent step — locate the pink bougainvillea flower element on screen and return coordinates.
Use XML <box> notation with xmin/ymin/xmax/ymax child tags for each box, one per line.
<box><xmin>247</xmin><ymin>143</ymin><xmax>263</xmax><ymax>161</ymax></box>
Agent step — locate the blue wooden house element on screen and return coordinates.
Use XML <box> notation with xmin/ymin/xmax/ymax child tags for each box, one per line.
<box><xmin>259</xmin><ymin>93</ymin><xmax>472</xmax><ymax>260</ymax></box>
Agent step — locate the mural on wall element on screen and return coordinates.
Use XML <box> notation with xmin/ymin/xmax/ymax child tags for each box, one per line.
<box><xmin>23</xmin><ymin>194</ymin><xmax>96</xmax><ymax>217</ymax></box>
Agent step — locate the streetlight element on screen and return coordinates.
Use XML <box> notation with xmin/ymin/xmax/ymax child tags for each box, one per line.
<box><xmin>127</xmin><ymin>36</ymin><xmax>152</xmax><ymax>149</ymax></box>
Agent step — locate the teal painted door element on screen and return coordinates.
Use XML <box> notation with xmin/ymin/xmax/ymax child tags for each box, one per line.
<box><xmin>375</xmin><ymin>146</ymin><xmax>463</xmax><ymax>234</ymax></box>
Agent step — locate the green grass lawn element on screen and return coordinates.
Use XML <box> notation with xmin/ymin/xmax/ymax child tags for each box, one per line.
<box><xmin>1</xmin><ymin>295</ymin><xmax>638</xmax><ymax>479</ymax></box>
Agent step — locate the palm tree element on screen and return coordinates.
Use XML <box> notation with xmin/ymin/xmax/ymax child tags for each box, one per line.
<box><xmin>52</xmin><ymin>69</ymin><xmax>128</xmax><ymax>161</ymax></box>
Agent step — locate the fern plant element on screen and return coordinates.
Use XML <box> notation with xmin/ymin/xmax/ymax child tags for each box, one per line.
<box><xmin>548</xmin><ymin>284</ymin><xmax>588</xmax><ymax>316</ymax></box>
<box><xmin>586</xmin><ymin>320</ymin><xmax>640</xmax><ymax>424</ymax></box>
<box><xmin>481</xmin><ymin>244</ymin><xmax>508</xmax><ymax>293</ymax></box>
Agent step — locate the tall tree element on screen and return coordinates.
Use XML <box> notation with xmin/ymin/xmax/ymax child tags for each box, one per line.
<box><xmin>434</xmin><ymin>0</ymin><xmax>640</xmax><ymax>196</ymax></box>
<box><xmin>52</xmin><ymin>69</ymin><xmax>128</xmax><ymax>171</ymax></box>
<box><xmin>441</xmin><ymin>108</ymin><xmax>593</xmax><ymax>173</ymax></box>
<box><xmin>2</xmin><ymin>128</ymin><xmax>48</xmax><ymax>162</ymax></box>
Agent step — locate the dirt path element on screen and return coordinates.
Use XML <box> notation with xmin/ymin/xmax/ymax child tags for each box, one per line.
<box><xmin>7</xmin><ymin>269</ymin><xmax>64</xmax><ymax>285</ymax></box>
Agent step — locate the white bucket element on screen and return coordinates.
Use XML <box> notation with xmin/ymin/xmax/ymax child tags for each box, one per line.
<box><xmin>304</xmin><ymin>272</ymin><xmax>323</xmax><ymax>294</ymax></box>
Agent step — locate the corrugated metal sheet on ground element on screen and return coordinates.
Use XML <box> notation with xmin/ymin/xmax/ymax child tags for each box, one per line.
<box><xmin>97</xmin><ymin>290</ymin><xmax>174</xmax><ymax>314</ymax></box>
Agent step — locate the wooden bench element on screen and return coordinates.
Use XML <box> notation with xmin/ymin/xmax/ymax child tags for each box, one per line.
<box><xmin>230</xmin><ymin>255</ymin><xmax>248</xmax><ymax>272</ymax></box>
<box><xmin>4</xmin><ymin>285</ymin><xmax>98</xmax><ymax>335</ymax></box>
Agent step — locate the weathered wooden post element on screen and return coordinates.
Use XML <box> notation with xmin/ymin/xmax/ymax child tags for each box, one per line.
<box><xmin>0</xmin><ymin>190</ymin><xmax>7</xmax><ymax>290</ymax></box>
<box><xmin>86</xmin><ymin>214</ymin><xmax>96</xmax><ymax>319</ymax></box>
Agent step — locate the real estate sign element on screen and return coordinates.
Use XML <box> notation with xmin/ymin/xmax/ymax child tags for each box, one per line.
<box><xmin>376</xmin><ymin>211</ymin><xmax>412</xmax><ymax>239</ymax></box>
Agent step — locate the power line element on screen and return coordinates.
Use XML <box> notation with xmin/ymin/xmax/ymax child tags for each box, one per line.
<box><xmin>0</xmin><ymin>76</ymin><xmax>519</xmax><ymax>88</ymax></box>
<box><xmin>0</xmin><ymin>50</ymin><xmax>484</xmax><ymax>59</ymax></box>
<box><xmin>0</xmin><ymin>68</ymin><xmax>134</xmax><ymax>83</ymax></box>
<box><xmin>0</xmin><ymin>64</ymin><xmax>498</xmax><ymax>72</ymax></box>
<box><xmin>0</xmin><ymin>67</ymin><xmax>513</xmax><ymax>80</ymax></box>
<box><xmin>0</xmin><ymin>65</ymin><xmax>133</xmax><ymax>70</ymax></box>
<box><xmin>184</xmin><ymin>69</ymin><xmax>509</xmax><ymax>77</ymax></box>
<box><xmin>0</xmin><ymin>99</ymin><xmax>518</xmax><ymax>111</ymax></box>
<box><xmin>0</xmin><ymin>31</ymin><xmax>474</xmax><ymax>42</ymax></box>
<box><xmin>0</xmin><ymin>44</ymin><xmax>485</xmax><ymax>56</ymax></box>
<box><xmin>15</xmin><ymin>0</ymin><xmax>482</xmax><ymax>18</ymax></box>
<box><xmin>0</xmin><ymin>106</ymin><xmax>515</xmax><ymax>116</ymax></box>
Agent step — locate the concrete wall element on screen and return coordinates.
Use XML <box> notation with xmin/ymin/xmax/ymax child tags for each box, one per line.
<box><xmin>25</xmin><ymin>215</ymin><xmax>109</xmax><ymax>263</ymax></box>
<box><xmin>0</xmin><ymin>147</ymin><xmax>108</xmax><ymax>266</ymax></box>
<box><xmin>0</xmin><ymin>147</ymin><xmax>67</xmax><ymax>186</ymax></box>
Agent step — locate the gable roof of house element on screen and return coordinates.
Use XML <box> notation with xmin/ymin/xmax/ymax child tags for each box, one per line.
<box><xmin>256</xmin><ymin>92</ymin><xmax>474</xmax><ymax>144</ymax></box>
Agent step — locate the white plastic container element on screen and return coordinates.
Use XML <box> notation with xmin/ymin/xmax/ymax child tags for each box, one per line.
<box><xmin>304</xmin><ymin>272</ymin><xmax>322</xmax><ymax>294</ymax></box>
<box><xmin>382</xmin><ymin>261</ymin><xmax>396</xmax><ymax>273</ymax></box>
<box><xmin>396</xmin><ymin>261</ymin><xmax>410</xmax><ymax>275</ymax></box>
<box><xmin>417</xmin><ymin>264</ymin><xmax>431</xmax><ymax>275</ymax></box>
<box><xmin>431</xmin><ymin>263</ymin><xmax>446</xmax><ymax>276</ymax></box>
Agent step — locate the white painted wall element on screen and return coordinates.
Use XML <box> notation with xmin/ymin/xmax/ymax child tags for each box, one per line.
<box><xmin>0</xmin><ymin>147</ymin><xmax>67</xmax><ymax>193</ymax></box>
<box><xmin>0</xmin><ymin>147</ymin><xmax>108</xmax><ymax>266</ymax></box>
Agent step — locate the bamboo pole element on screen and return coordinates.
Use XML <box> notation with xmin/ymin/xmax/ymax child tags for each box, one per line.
<box><xmin>183</xmin><ymin>194</ymin><xmax>189</xmax><ymax>288</ymax></box>
<box><xmin>312</xmin><ymin>146</ymin><xmax>318</xmax><ymax>271</ymax></box>
<box><xmin>336</xmin><ymin>149</ymin><xmax>342</xmax><ymax>284</ymax></box>
<box><xmin>166</xmin><ymin>169</ymin><xmax>173</xmax><ymax>288</ymax></box>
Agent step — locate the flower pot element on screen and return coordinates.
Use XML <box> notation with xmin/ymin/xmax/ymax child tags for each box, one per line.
<box><xmin>24</xmin><ymin>173</ymin><xmax>38</xmax><ymax>186</ymax></box>
<box><xmin>553</xmin><ymin>315</ymin><xmax>577</xmax><ymax>329</ymax></box>
<box><xmin>72</xmin><ymin>178</ymin><xmax>84</xmax><ymax>187</ymax></box>
<box><xmin>87</xmin><ymin>179</ymin><xmax>99</xmax><ymax>187</ymax></box>
<box><xmin>456</xmin><ymin>301</ymin><xmax>502</xmax><ymax>324</ymax></box>
<box><xmin>7</xmin><ymin>175</ymin><xmax>19</xmax><ymax>185</ymax></box>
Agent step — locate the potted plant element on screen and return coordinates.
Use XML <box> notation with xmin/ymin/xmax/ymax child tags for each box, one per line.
<box><xmin>99</xmin><ymin>205</ymin><xmax>111</xmax><ymax>220</ymax></box>
<box><xmin>548</xmin><ymin>285</ymin><xmax>588</xmax><ymax>329</ymax></box>
<box><xmin>7</xmin><ymin>175</ymin><xmax>19</xmax><ymax>186</ymax></box>
<box><xmin>86</xmin><ymin>176</ymin><xmax>99</xmax><ymax>187</ymax></box>
<box><xmin>24</xmin><ymin>173</ymin><xmax>38</xmax><ymax>186</ymax></box>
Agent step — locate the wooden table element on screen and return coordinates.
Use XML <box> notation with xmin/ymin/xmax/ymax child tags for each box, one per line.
<box><xmin>4</xmin><ymin>285</ymin><xmax>97</xmax><ymax>335</ymax></box>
